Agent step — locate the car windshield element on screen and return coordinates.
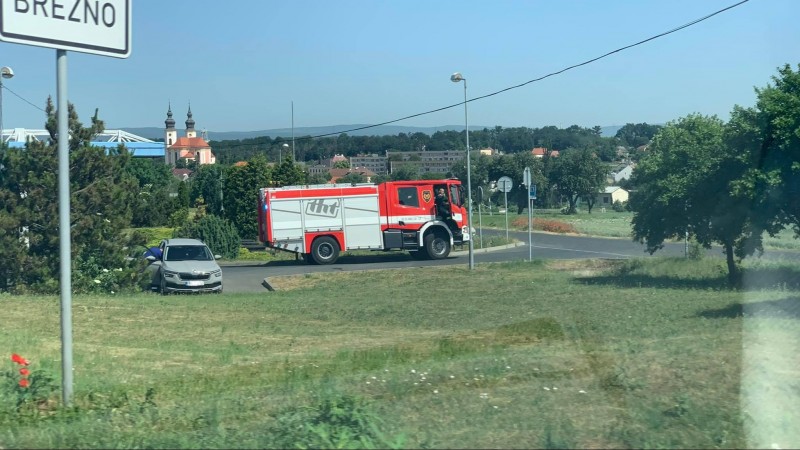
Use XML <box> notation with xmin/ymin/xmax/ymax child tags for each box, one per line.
<box><xmin>164</xmin><ymin>245</ymin><xmax>212</xmax><ymax>261</ymax></box>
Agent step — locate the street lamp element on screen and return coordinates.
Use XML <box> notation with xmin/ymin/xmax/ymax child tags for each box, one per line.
<box><xmin>451</xmin><ymin>72</ymin><xmax>474</xmax><ymax>270</ymax></box>
<box><xmin>281</xmin><ymin>143</ymin><xmax>289</xmax><ymax>162</ymax></box>
<box><xmin>0</xmin><ymin>66</ymin><xmax>14</xmax><ymax>145</ymax></box>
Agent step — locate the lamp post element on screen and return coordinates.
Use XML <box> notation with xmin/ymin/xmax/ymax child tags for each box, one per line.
<box><xmin>0</xmin><ymin>66</ymin><xmax>14</xmax><ymax>145</ymax></box>
<box><xmin>281</xmin><ymin>143</ymin><xmax>289</xmax><ymax>162</ymax></box>
<box><xmin>451</xmin><ymin>72</ymin><xmax>474</xmax><ymax>270</ymax></box>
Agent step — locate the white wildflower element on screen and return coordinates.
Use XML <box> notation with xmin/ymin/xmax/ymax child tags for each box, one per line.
<box><xmin>579</xmin><ymin>390</ymin><xmax>587</xmax><ymax>394</ymax></box>
<box><xmin>543</xmin><ymin>387</ymin><xmax>550</xmax><ymax>391</ymax></box>
<box><xmin>433</xmin><ymin>389</ymin><xmax>438</xmax><ymax>394</ymax></box>
<box><xmin>93</xmin><ymin>279</ymin><xmax>101</xmax><ymax>284</ymax></box>
<box><xmin>449</xmin><ymin>375</ymin><xmax>455</xmax><ymax>379</ymax></box>
<box><xmin>102</xmin><ymin>268</ymin><xmax>109</xmax><ymax>273</ymax></box>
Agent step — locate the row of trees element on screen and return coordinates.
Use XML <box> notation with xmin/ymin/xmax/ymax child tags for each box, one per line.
<box><xmin>208</xmin><ymin>123</ymin><xmax>661</xmax><ymax>165</ymax></box>
<box><xmin>629</xmin><ymin>64</ymin><xmax>800</xmax><ymax>286</ymax></box>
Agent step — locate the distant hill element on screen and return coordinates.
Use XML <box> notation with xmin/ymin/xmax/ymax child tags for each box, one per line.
<box><xmin>121</xmin><ymin>124</ymin><xmax>625</xmax><ymax>141</ymax></box>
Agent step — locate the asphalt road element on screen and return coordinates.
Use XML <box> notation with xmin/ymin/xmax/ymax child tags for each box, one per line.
<box><xmin>221</xmin><ymin>229</ymin><xmax>792</xmax><ymax>293</ymax></box>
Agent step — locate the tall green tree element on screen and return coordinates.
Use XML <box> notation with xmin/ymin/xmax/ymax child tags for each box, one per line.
<box><xmin>629</xmin><ymin>114</ymin><xmax>753</xmax><ymax>286</ymax></box>
<box><xmin>390</xmin><ymin>165</ymin><xmax>419</xmax><ymax>181</ymax></box>
<box><xmin>337</xmin><ymin>172</ymin><xmax>366</xmax><ymax>184</ymax></box>
<box><xmin>615</xmin><ymin>123</ymin><xmax>663</xmax><ymax>148</ymax></box>
<box><xmin>191</xmin><ymin>164</ymin><xmax>226</xmax><ymax>215</ymax></box>
<box><xmin>271</xmin><ymin>155</ymin><xmax>306</xmax><ymax>187</ymax></box>
<box><xmin>222</xmin><ymin>156</ymin><xmax>272</xmax><ymax>239</ymax></box>
<box><xmin>549</xmin><ymin>149</ymin><xmax>607</xmax><ymax>214</ymax></box>
<box><xmin>0</xmin><ymin>103</ymin><xmax>139</xmax><ymax>293</ymax></box>
<box><xmin>728</xmin><ymin>64</ymin><xmax>800</xmax><ymax>240</ymax></box>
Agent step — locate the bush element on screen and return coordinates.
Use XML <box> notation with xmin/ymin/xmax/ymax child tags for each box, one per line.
<box><xmin>174</xmin><ymin>214</ymin><xmax>240</xmax><ymax>259</ymax></box>
<box><xmin>264</xmin><ymin>394</ymin><xmax>405</xmax><ymax>449</ymax></box>
<box><xmin>511</xmin><ymin>217</ymin><xmax>577</xmax><ymax>234</ymax></box>
<box><xmin>167</xmin><ymin>208</ymin><xmax>189</xmax><ymax>228</ymax></box>
<box><xmin>612</xmin><ymin>200</ymin><xmax>627</xmax><ymax>212</ymax></box>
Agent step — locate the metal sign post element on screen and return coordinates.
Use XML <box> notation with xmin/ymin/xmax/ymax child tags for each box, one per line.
<box><xmin>523</xmin><ymin>167</ymin><xmax>532</xmax><ymax>261</ymax></box>
<box><xmin>0</xmin><ymin>0</ymin><xmax>132</xmax><ymax>408</ymax></box>
<box><xmin>529</xmin><ymin>184</ymin><xmax>537</xmax><ymax>261</ymax></box>
<box><xmin>476</xmin><ymin>186</ymin><xmax>483</xmax><ymax>249</ymax></box>
<box><xmin>497</xmin><ymin>176</ymin><xmax>512</xmax><ymax>241</ymax></box>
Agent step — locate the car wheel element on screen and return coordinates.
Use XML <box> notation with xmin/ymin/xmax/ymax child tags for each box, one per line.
<box><xmin>311</xmin><ymin>236</ymin><xmax>340</xmax><ymax>265</ymax></box>
<box><xmin>424</xmin><ymin>233</ymin><xmax>451</xmax><ymax>260</ymax></box>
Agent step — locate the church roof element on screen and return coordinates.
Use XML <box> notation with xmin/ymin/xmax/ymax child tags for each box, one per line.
<box><xmin>169</xmin><ymin>136</ymin><xmax>210</xmax><ymax>149</ymax></box>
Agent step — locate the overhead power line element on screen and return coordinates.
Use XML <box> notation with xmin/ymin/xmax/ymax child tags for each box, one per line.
<box><xmin>287</xmin><ymin>0</ymin><xmax>750</xmax><ymax>142</ymax></box>
<box><xmin>2</xmin><ymin>0</ymin><xmax>750</xmax><ymax>144</ymax></box>
<box><xmin>1</xmin><ymin>85</ymin><xmax>47</xmax><ymax>114</ymax></box>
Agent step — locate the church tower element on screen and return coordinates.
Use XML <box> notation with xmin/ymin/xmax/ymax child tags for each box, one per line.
<box><xmin>185</xmin><ymin>104</ymin><xmax>197</xmax><ymax>139</ymax></box>
<box><xmin>164</xmin><ymin>103</ymin><xmax>177</xmax><ymax>164</ymax></box>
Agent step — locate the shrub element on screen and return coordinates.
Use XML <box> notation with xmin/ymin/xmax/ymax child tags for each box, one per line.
<box><xmin>511</xmin><ymin>217</ymin><xmax>577</xmax><ymax>234</ymax></box>
<box><xmin>264</xmin><ymin>394</ymin><xmax>405</xmax><ymax>449</ymax></box>
<box><xmin>612</xmin><ymin>200</ymin><xmax>627</xmax><ymax>212</ymax></box>
<box><xmin>167</xmin><ymin>208</ymin><xmax>189</xmax><ymax>228</ymax></box>
<box><xmin>174</xmin><ymin>214</ymin><xmax>240</xmax><ymax>259</ymax></box>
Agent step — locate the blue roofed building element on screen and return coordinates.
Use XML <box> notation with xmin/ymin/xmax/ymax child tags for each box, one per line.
<box><xmin>1</xmin><ymin>127</ymin><xmax>165</xmax><ymax>159</ymax></box>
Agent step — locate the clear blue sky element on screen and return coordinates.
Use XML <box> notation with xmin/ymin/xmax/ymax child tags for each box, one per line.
<box><xmin>1</xmin><ymin>0</ymin><xmax>797</xmax><ymax>134</ymax></box>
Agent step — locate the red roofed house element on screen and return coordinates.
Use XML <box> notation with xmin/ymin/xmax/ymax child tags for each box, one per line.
<box><xmin>531</xmin><ymin>147</ymin><xmax>548</xmax><ymax>157</ymax></box>
<box><xmin>531</xmin><ymin>147</ymin><xmax>559</xmax><ymax>158</ymax></box>
<box><xmin>164</xmin><ymin>104</ymin><xmax>216</xmax><ymax>166</ymax></box>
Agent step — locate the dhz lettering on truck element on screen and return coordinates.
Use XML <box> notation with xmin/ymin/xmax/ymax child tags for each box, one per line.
<box><xmin>257</xmin><ymin>179</ymin><xmax>470</xmax><ymax>264</ymax></box>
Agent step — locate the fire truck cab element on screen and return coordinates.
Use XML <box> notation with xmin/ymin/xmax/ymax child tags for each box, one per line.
<box><xmin>257</xmin><ymin>179</ymin><xmax>469</xmax><ymax>264</ymax></box>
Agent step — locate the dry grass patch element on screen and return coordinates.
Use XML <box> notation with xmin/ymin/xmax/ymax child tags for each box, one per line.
<box><xmin>547</xmin><ymin>258</ymin><xmax>622</xmax><ymax>276</ymax></box>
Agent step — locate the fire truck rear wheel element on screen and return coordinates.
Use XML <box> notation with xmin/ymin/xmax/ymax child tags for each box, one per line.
<box><xmin>424</xmin><ymin>233</ymin><xmax>451</xmax><ymax>260</ymax></box>
<box><xmin>311</xmin><ymin>236</ymin><xmax>340</xmax><ymax>265</ymax></box>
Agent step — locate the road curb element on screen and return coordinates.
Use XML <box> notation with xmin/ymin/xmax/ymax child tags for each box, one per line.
<box><xmin>451</xmin><ymin>241</ymin><xmax>525</xmax><ymax>256</ymax></box>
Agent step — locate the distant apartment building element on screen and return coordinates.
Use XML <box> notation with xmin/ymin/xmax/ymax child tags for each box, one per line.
<box><xmin>349</xmin><ymin>154</ymin><xmax>389</xmax><ymax>175</ymax></box>
<box><xmin>386</xmin><ymin>150</ymin><xmax>466</xmax><ymax>175</ymax></box>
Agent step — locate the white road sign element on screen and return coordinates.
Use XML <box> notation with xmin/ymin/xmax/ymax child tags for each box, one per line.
<box><xmin>0</xmin><ymin>0</ymin><xmax>131</xmax><ymax>58</ymax></box>
<box><xmin>497</xmin><ymin>176</ymin><xmax>513</xmax><ymax>193</ymax></box>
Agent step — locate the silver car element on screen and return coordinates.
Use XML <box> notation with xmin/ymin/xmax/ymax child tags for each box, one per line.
<box><xmin>145</xmin><ymin>238</ymin><xmax>223</xmax><ymax>294</ymax></box>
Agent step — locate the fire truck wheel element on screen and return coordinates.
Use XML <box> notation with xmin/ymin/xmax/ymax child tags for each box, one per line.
<box><xmin>424</xmin><ymin>233</ymin><xmax>451</xmax><ymax>260</ymax></box>
<box><xmin>311</xmin><ymin>236</ymin><xmax>340</xmax><ymax>265</ymax></box>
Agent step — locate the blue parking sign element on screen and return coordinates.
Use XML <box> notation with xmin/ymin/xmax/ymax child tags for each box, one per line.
<box><xmin>529</xmin><ymin>184</ymin><xmax>537</xmax><ymax>200</ymax></box>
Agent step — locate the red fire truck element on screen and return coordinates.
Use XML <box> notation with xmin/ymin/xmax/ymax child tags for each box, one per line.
<box><xmin>257</xmin><ymin>179</ymin><xmax>469</xmax><ymax>264</ymax></box>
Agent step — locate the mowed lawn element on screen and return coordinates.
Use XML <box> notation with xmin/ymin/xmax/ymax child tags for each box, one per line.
<box><xmin>478</xmin><ymin>209</ymin><xmax>800</xmax><ymax>251</ymax></box>
<box><xmin>2</xmin><ymin>258</ymin><xmax>800</xmax><ymax>449</ymax></box>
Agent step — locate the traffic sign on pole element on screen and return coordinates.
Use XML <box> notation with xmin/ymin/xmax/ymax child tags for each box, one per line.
<box><xmin>0</xmin><ymin>0</ymin><xmax>132</xmax><ymax>58</ymax></box>
<box><xmin>1</xmin><ymin>0</ymin><xmax>133</xmax><ymax>409</ymax></box>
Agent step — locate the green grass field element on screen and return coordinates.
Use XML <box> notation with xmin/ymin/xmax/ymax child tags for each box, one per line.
<box><xmin>2</xmin><ymin>258</ymin><xmax>799</xmax><ymax>448</ymax></box>
<box><xmin>477</xmin><ymin>209</ymin><xmax>800</xmax><ymax>251</ymax></box>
